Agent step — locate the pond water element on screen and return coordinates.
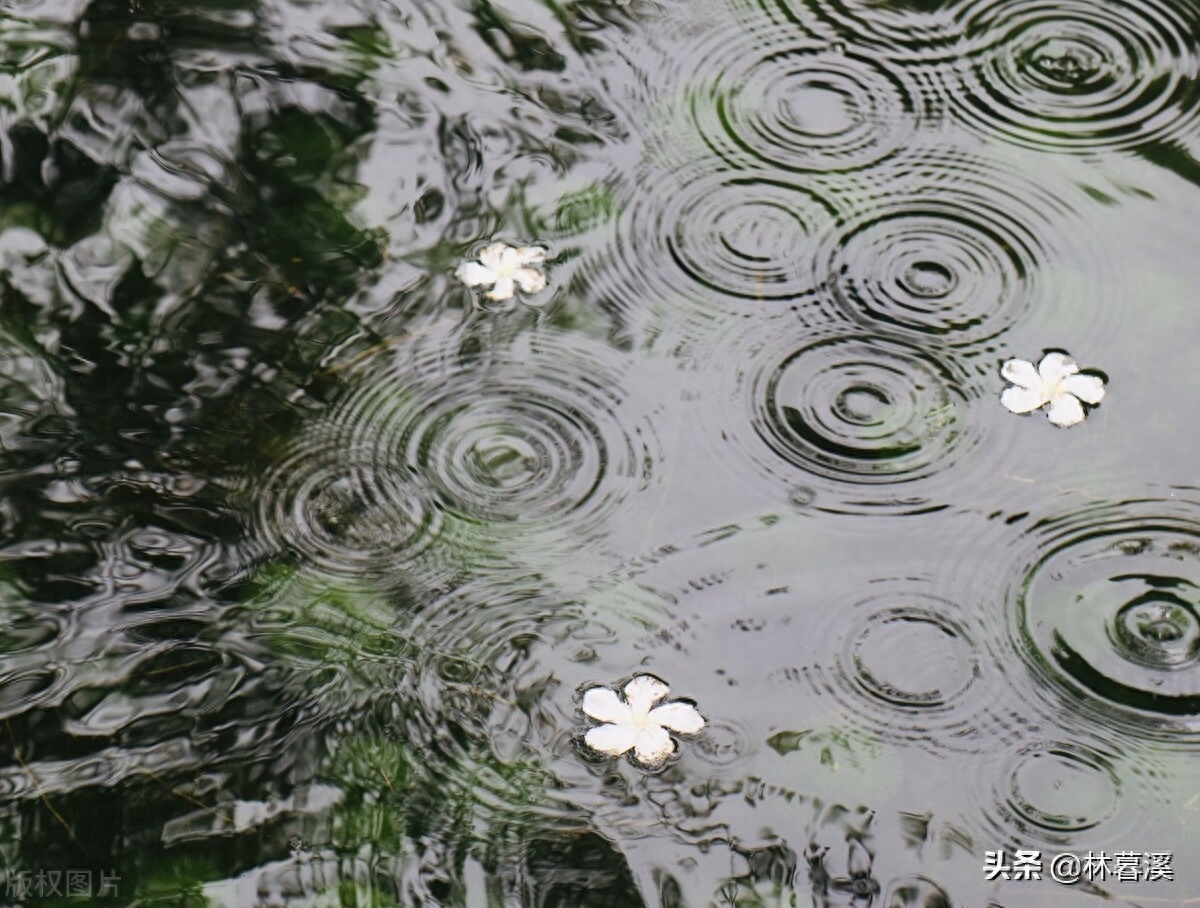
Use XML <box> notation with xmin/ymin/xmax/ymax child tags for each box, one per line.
<box><xmin>1</xmin><ymin>0</ymin><xmax>1199</xmax><ymax>904</ymax></box>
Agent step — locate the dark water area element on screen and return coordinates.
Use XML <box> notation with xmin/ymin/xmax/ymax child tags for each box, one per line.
<box><xmin>1</xmin><ymin>0</ymin><xmax>1199</xmax><ymax>904</ymax></box>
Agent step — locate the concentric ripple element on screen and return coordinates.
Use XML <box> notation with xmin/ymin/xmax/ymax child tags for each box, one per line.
<box><xmin>769</xmin><ymin>0</ymin><xmax>966</xmax><ymax>64</ymax></box>
<box><xmin>820</xmin><ymin>204</ymin><xmax>1031</xmax><ymax>344</ymax></box>
<box><xmin>254</xmin><ymin>441</ymin><xmax>441</xmax><ymax>579</ymax></box>
<box><xmin>980</xmin><ymin>741</ymin><xmax>1126</xmax><ymax>847</ymax></box>
<box><xmin>655</xmin><ymin>172</ymin><xmax>833</xmax><ymax>303</ymax></box>
<box><xmin>246</xmin><ymin>327</ymin><xmax>660</xmax><ymax>578</ymax></box>
<box><xmin>812</xmin><ymin>147</ymin><xmax>1112</xmax><ymax>346</ymax></box>
<box><xmin>822</xmin><ymin>587</ymin><xmax>1000</xmax><ymax>754</ymax></box>
<box><xmin>336</xmin><ymin>327</ymin><xmax>661</xmax><ymax>571</ymax></box>
<box><xmin>692</xmin><ymin>39</ymin><xmax>927</xmax><ymax>173</ymax></box>
<box><xmin>847</xmin><ymin>600</ymin><xmax>977</xmax><ymax>710</ymax></box>
<box><xmin>718</xmin><ymin>327</ymin><xmax>987</xmax><ymax>513</ymax></box>
<box><xmin>759</xmin><ymin>337</ymin><xmax>963</xmax><ymax>481</ymax></box>
<box><xmin>953</xmin><ymin>0</ymin><xmax>1200</xmax><ymax>150</ymax></box>
<box><xmin>997</xmin><ymin>493</ymin><xmax>1200</xmax><ymax>740</ymax></box>
<box><xmin>590</xmin><ymin>163</ymin><xmax>840</xmax><ymax>327</ymax></box>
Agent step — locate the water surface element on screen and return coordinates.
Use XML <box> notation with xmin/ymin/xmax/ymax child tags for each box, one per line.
<box><xmin>1</xmin><ymin>0</ymin><xmax>1200</xmax><ymax>904</ymax></box>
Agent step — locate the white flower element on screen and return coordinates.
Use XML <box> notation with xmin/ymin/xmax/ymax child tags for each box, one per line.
<box><xmin>455</xmin><ymin>242</ymin><xmax>547</xmax><ymax>303</ymax></box>
<box><xmin>1000</xmin><ymin>351</ymin><xmax>1106</xmax><ymax>427</ymax></box>
<box><xmin>581</xmin><ymin>674</ymin><xmax>705</xmax><ymax>768</ymax></box>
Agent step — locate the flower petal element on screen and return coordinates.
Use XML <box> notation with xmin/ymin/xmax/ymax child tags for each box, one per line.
<box><xmin>585</xmin><ymin>723</ymin><xmax>639</xmax><ymax>757</ymax></box>
<box><xmin>623</xmin><ymin>675</ymin><xmax>669</xmax><ymax>721</ymax></box>
<box><xmin>515</xmin><ymin>246</ymin><xmax>546</xmax><ymax>265</ymax></box>
<box><xmin>478</xmin><ymin>243</ymin><xmax>507</xmax><ymax>270</ymax></box>
<box><xmin>632</xmin><ymin>726</ymin><xmax>675</xmax><ymax>767</ymax></box>
<box><xmin>581</xmin><ymin>687</ymin><xmax>631</xmax><ymax>725</ymax></box>
<box><xmin>514</xmin><ymin>267</ymin><xmax>547</xmax><ymax>295</ymax></box>
<box><xmin>498</xmin><ymin>246</ymin><xmax>524</xmax><ymax>272</ymax></box>
<box><xmin>456</xmin><ymin>262</ymin><xmax>495</xmax><ymax>288</ymax></box>
<box><xmin>1000</xmin><ymin>386</ymin><xmax>1046</xmax><ymax>414</ymax></box>
<box><xmin>1047</xmin><ymin>393</ymin><xmax>1085</xmax><ymax>427</ymax></box>
<box><xmin>485</xmin><ymin>276</ymin><xmax>516</xmax><ymax>301</ymax></box>
<box><xmin>1061</xmin><ymin>373</ymin><xmax>1106</xmax><ymax>405</ymax></box>
<box><xmin>1000</xmin><ymin>359</ymin><xmax>1040</xmax><ymax>390</ymax></box>
<box><xmin>647</xmin><ymin>701</ymin><xmax>705</xmax><ymax>734</ymax></box>
<box><xmin>1038</xmin><ymin>352</ymin><xmax>1078</xmax><ymax>385</ymax></box>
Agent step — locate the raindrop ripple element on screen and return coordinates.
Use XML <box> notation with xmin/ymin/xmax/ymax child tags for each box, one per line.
<box><xmin>691</xmin><ymin>36</ymin><xmax>930</xmax><ymax>173</ymax></box>
<box><xmin>977</xmin><ymin>740</ymin><xmax>1132</xmax><ymax>848</ymax></box>
<box><xmin>253</xmin><ymin>439</ymin><xmax>441</xmax><ymax>579</ymax></box>
<box><xmin>716</xmin><ymin>325</ymin><xmax>988</xmax><ymax>514</ymax></box>
<box><xmin>337</xmin><ymin>329</ymin><xmax>661</xmax><ymax>569</ymax></box>
<box><xmin>769</xmin><ymin>0</ymin><xmax>966</xmax><ymax>63</ymax></box>
<box><xmin>953</xmin><ymin>0</ymin><xmax>1200</xmax><ymax>150</ymax></box>
<box><xmin>812</xmin><ymin>147</ymin><xmax>1112</xmax><ymax>345</ymax></box>
<box><xmin>591</xmin><ymin>163</ymin><xmax>840</xmax><ymax>327</ymax></box>
<box><xmin>826</xmin><ymin>586</ymin><xmax>1000</xmax><ymax>754</ymax></box>
<box><xmin>1004</xmin><ymin>494</ymin><xmax>1200</xmax><ymax>739</ymax></box>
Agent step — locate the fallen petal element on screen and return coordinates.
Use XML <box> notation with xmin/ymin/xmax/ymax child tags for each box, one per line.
<box><xmin>1000</xmin><ymin>386</ymin><xmax>1045</xmax><ymax>414</ymax></box>
<box><xmin>632</xmin><ymin>726</ymin><xmax>675</xmax><ymax>766</ymax></box>
<box><xmin>582</xmin><ymin>687</ymin><xmax>632</xmax><ymax>725</ymax></box>
<box><xmin>1000</xmin><ymin>359</ymin><xmax>1040</xmax><ymax>390</ymax></box>
<box><xmin>514</xmin><ymin>267</ymin><xmax>547</xmax><ymax>295</ymax></box>
<box><xmin>456</xmin><ymin>261</ymin><xmax>495</xmax><ymax>288</ymax></box>
<box><xmin>648</xmin><ymin>701</ymin><xmax>705</xmax><ymax>734</ymax></box>
<box><xmin>515</xmin><ymin>246</ymin><xmax>546</xmax><ymax>264</ymax></box>
<box><xmin>585</xmin><ymin>723</ymin><xmax>639</xmax><ymax>757</ymax></box>
<box><xmin>478</xmin><ymin>243</ymin><xmax>507</xmax><ymax>270</ymax></box>
<box><xmin>1047</xmin><ymin>393</ymin><xmax>1085</xmax><ymax>427</ymax></box>
<box><xmin>1061</xmin><ymin>373</ymin><xmax>1106</xmax><ymax>405</ymax></box>
<box><xmin>498</xmin><ymin>246</ymin><xmax>524</xmax><ymax>272</ymax></box>
<box><xmin>1038</xmin><ymin>352</ymin><xmax>1078</xmax><ymax>385</ymax></box>
<box><xmin>485</xmin><ymin>276</ymin><xmax>516</xmax><ymax>301</ymax></box>
<box><xmin>623</xmin><ymin>675</ymin><xmax>669</xmax><ymax>720</ymax></box>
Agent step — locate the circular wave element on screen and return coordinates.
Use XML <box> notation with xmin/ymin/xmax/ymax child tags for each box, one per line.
<box><xmin>768</xmin><ymin>0</ymin><xmax>967</xmax><ymax>64</ymax></box>
<box><xmin>248</xmin><ymin>327</ymin><xmax>660</xmax><ymax>578</ymax></box>
<box><xmin>1008</xmin><ymin>498</ymin><xmax>1200</xmax><ymax>736</ymax></box>
<box><xmin>661</xmin><ymin>173</ymin><xmax>832</xmax><ymax>302</ymax></box>
<box><xmin>335</xmin><ymin>328</ymin><xmax>662</xmax><ymax>571</ymax></box>
<box><xmin>692</xmin><ymin>38</ymin><xmax>927</xmax><ymax>173</ymax></box>
<box><xmin>953</xmin><ymin>0</ymin><xmax>1200</xmax><ymax>150</ymax></box>
<box><xmin>758</xmin><ymin>337</ymin><xmax>964</xmax><ymax>481</ymax></box>
<box><xmin>779</xmin><ymin>574</ymin><xmax>1035</xmax><ymax>759</ymax></box>
<box><xmin>817</xmin><ymin>586</ymin><xmax>1009</xmax><ymax>755</ymax></box>
<box><xmin>820</xmin><ymin>202</ymin><xmax>1033</xmax><ymax>344</ymax></box>
<box><xmin>690</xmin><ymin>719</ymin><xmax>755</xmax><ymax>769</ymax></box>
<box><xmin>719</xmin><ymin>327</ymin><xmax>987</xmax><ymax>514</ymax></box>
<box><xmin>589</xmin><ymin>163</ymin><xmax>840</xmax><ymax>330</ymax></box>
<box><xmin>399</xmin><ymin>393</ymin><xmax>601</xmax><ymax>524</ymax></box>
<box><xmin>847</xmin><ymin>599</ymin><xmax>978</xmax><ymax>710</ymax></box>
<box><xmin>254</xmin><ymin>440</ymin><xmax>441</xmax><ymax>579</ymax></box>
<box><xmin>811</xmin><ymin>146</ymin><xmax>1113</xmax><ymax>346</ymax></box>
<box><xmin>979</xmin><ymin>740</ymin><xmax>1127</xmax><ymax>847</ymax></box>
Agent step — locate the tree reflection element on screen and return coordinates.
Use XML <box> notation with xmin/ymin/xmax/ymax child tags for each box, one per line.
<box><xmin>0</xmin><ymin>0</ymin><xmax>645</xmax><ymax>900</ymax></box>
